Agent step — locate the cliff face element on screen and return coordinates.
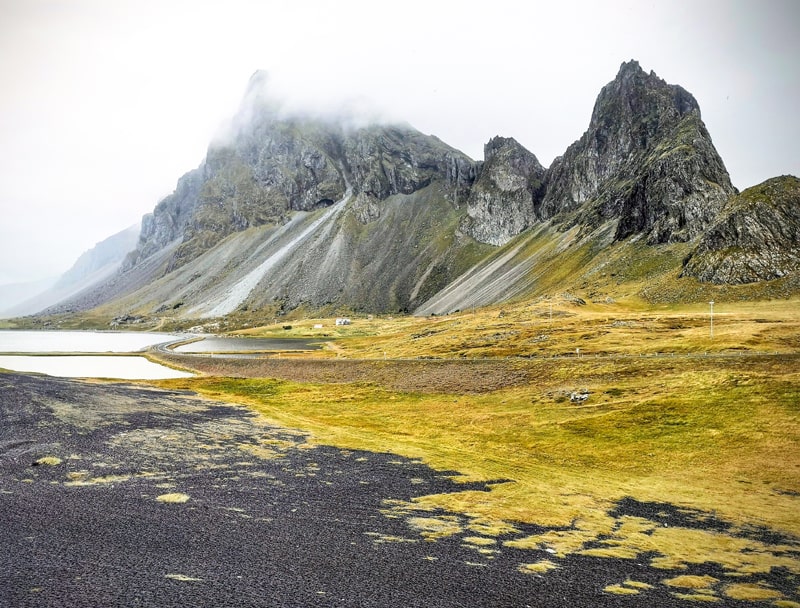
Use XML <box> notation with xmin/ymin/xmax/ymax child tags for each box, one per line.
<box><xmin>681</xmin><ymin>176</ymin><xmax>800</xmax><ymax>283</ymax></box>
<box><xmin>342</xmin><ymin>125</ymin><xmax>476</xmax><ymax>224</ymax></box>
<box><xmin>461</xmin><ymin>137</ymin><xmax>545</xmax><ymax>246</ymax></box>
<box><xmin>542</xmin><ymin>60</ymin><xmax>735</xmax><ymax>243</ymax></box>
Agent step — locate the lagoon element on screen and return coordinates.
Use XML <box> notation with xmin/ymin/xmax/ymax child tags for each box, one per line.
<box><xmin>0</xmin><ymin>355</ymin><xmax>193</xmax><ymax>380</ymax></box>
<box><xmin>173</xmin><ymin>336</ymin><xmax>322</xmax><ymax>353</ymax></box>
<box><xmin>0</xmin><ymin>330</ymin><xmax>180</xmax><ymax>353</ymax></box>
<box><xmin>0</xmin><ymin>330</ymin><xmax>192</xmax><ymax>379</ymax></box>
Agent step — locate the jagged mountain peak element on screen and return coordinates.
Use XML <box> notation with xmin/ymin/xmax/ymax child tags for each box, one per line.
<box><xmin>591</xmin><ymin>60</ymin><xmax>700</xmax><ymax>133</ymax></box>
<box><xmin>541</xmin><ymin>60</ymin><xmax>734</xmax><ymax>244</ymax></box>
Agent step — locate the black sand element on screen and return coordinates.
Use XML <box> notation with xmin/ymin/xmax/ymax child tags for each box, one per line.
<box><xmin>0</xmin><ymin>372</ymin><xmax>783</xmax><ymax>607</ymax></box>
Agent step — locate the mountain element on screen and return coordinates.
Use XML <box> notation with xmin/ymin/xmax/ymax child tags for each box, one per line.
<box><xmin>35</xmin><ymin>62</ymin><xmax>798</xmax><ymax>325</ymax></box>
<box><xmin>542</xmin><ymin>60</ymin><xmax>735</xmax><ymax>243</ymax></box>
<box><xmin>5</xmin><ymin>224</ymin><xmax>139</xmax><ymax>318</ymax></box>
<box><xmin>0</xmin><ymin>277</ymin><xmax>57</xmax><ymax>318</ymax></box>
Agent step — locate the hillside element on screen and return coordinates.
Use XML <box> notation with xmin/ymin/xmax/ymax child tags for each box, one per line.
<box><xmin>4</xmin><ymin>224</ymin><xmax>139</xmax><ymax>318</ymax></box>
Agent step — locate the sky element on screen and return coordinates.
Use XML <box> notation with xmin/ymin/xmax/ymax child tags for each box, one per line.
<box><xmin>0</xmin><ymin>0</ymin><xmax>798</xmax><ymax>285</ymax></box>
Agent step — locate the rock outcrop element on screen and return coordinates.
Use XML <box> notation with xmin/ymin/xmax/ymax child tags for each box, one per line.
<box><xmin>125</xmin><ymin>167</ymin><xmax>204</xmax><ymax>269</ymax></box>
<box><xmin>542</xmin><ymin>60</ymin><xmax>735</xmax><ymax>244</ymax></box>
<box><xmin>461</xmin><ymin>137</ymin><xmax>545</xmax><ymax>245</ymax></box>
<box><xmin>681</xmin><ymin>175</ymin><xmax>800</xmax><ymax>283</ymax></box>
<box><xmin>341</xmin><ymin>125</ymin><xmax>475</xmax><ymax>224</ymax></box>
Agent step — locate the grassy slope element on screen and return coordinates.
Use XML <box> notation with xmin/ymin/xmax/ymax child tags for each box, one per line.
<box><xmin>157</xmin><ymin>296</ymin><xmax>800</xmax><ymax>602</ymax></box>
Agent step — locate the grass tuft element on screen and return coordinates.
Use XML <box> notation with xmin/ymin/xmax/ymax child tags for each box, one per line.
<box><xmin>518</xmin><ymin>560</ymin><xmax>559</xmax><ymax>575</ymax></box>
<box><xmin>34</xmin><ymin>456</ymin><xmax>62</xmax><ymax>466</ymax></box>
<box><xmin>156</xmin><ymin>492</ymin><xmax>190</xmax><ymax>504</ymax></box>
<box><xmin>722</xmin><ymin>583</ymin><xmax>783</xmax><ymax>601</ymax></box>
<box><xmin>663</xmin><ymin>575</ymin><xmax>718</xmax><ymax>589</ymax></box>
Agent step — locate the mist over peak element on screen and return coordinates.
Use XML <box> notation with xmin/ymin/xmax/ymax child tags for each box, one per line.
<box><xmin>211</xmin><ymin>68</ymin><xmax>408</xmax><ymax>148</ymax></box>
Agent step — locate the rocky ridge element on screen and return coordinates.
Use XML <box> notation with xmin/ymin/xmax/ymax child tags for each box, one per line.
<box><xmin>681</xmin><ymin>176</ymin><xmax>800</xmax><ymax>283</ymax></box>
<box><xmin>125</xmin><ymin>71</ymin><xmax>475</xmax><ymax>276</ymax></box>
<box><xmin>540</xmin><ymin>60</ymin><xmax>736</xmax><ymax>243</ymax></box>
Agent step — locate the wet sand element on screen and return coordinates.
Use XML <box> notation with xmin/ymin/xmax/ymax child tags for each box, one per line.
<box><xmin>0</xmin><ymin>372</ymin><xmax>781</xmax><ymax>607</ymax></box>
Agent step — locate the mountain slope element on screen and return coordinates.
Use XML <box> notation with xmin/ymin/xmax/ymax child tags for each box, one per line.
<box><xmin>681</xmin><ymin>175</ymin><xmax>800</xmax><ymax>283</ymax></box>
<box><xmin>7</xmin><ymin>224</ymin><xmax>139</xmax><ymax>317</ymax></box>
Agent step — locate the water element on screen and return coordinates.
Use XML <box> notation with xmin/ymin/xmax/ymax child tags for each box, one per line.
<box><xmin>174</xmin><ymin>336</ymin><xmax>322</xmax><ymax>353</ymax></box>
<box><xmin>0</xmin><ymin>330</ymin><xmax>191</xmax><ymax>379</ymax></box>
<box><xmin>0</xmin><ymin>355</ymin><xmax>194</xmax><ymax>380</ymax></box>
<box><xmin>0</xmin><ymin>330</ymin><xmax>180</xmax><ymax>353</ymax></box>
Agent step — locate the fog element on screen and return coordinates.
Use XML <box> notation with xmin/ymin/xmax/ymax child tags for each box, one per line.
<box><xmin>0</xmin><ymin>0</ymin><xmax>797</xmax><ymax>286</ymax></box>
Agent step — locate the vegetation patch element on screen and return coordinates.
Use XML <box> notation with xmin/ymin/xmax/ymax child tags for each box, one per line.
<box><xmin>156</xmin><ymin>492</ymin><xmax>190</xmax><ymax>504</ymax></box>
<box><xmin>663</xmin><ymin>575</ymin><xmax>719</xmax><ymax>589</ymax></box>
<box><xmin>152</xmin><ymin>297</ymin><xmax>800</xmax><ymax>598</ymax></box>
<box><xmin>723</xmin><ymin>583</ymin><xmax>784</xmax><ymax>601</ymax></box>
<box><xmin>33</xmin><ymin>456</ymin><xmax>62</xmax><ymax>466</ymax></box>
<box><xmin>518</xmin><ymin>560</ymin><xmax>559</xmax><ymax>575</ymax></box>
<box><xmin>407</xmin><ymin>515</ymin><xmax>463</xmax><ymax>540</ymax></box>
<box><xmin>603</xmin><ymin>584</ymin><xmax>641</xmax><ymax>595</ymax></box>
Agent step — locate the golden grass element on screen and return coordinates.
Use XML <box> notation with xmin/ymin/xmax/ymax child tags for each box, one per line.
<box><xmin>603</xmin><ymin>584</ymin><xmax>641</xmax><ymax>595</ymax></box>
<box><xmin>237</xmin><ymin>296</ymin><xmax>800</xmax><ymax>360</ymax></box>
<box><xmin>406</xmin><ymin>516</ymin><xmax>463</xmax><ymax>540</ymax></box>
<box><xmin>723</xmin><ymin>583</ymin><xmax>784</xmax><ymax>601</ymax></box>
<box><xmin>518</xmin><ymin>560</ymin><xmax>559</xmax><ymax>575</ymax></box>
<box><xmin>663</xmin><ymin>575</ymin><xmax>719</xmax><ymax>589</ymax></box>
<box><xmin>156</xmin><ymin>492</ymin><xmax>190</xmax><ymax>504</ymax></box>
<box><xmin>33</xmin><ymin>456</ymin><xmax>62</xmax><ymax>466</ymax></box>
<box><xmin>155</xmin><ymin>297</ymin><xmax>800</xmax><ymax>592</ymax></box>
<box><xmin>670</xmin><ymin>593</ymin><xmax>720</xmax><ymax>602</ymax></box>
<box><xmin>623</xmin><ymin>580</ymin><xmax>654</xmax><ymax>590</ymax></box>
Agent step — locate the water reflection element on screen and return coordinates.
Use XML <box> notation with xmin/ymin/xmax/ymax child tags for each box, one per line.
<box><xmin>0</xmin><ymin>330</ymin><xmax>180</xmax><ymax>353</ymax></box>
<box><xmin>173</xmin><ymin>337</ymin><xmax>322</xmax><ymax>353</ymax></box>
<box><xmin>0</xmin><ymin>355</ymin><xmax>194</xmax><ymax>380</ymax></box>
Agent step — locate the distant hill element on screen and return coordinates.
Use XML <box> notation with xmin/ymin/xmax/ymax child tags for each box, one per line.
<box><xmin>0</xmin><ymin>277</ymin><xmax>57</xmax><ymax>318</ymax></box>
<box><xmin>5</xmin><ymin>224</ymin><xmax>139</xmax><ymax>317</ymax></box>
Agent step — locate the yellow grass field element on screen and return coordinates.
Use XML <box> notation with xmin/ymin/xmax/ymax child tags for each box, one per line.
<box><xmin>157</xmin><ymin>297</ymin><xmax>800</xmax><ymax>603</ymax></box>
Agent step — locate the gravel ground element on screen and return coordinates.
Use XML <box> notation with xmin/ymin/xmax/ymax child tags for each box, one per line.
<box><xmin>154</xmin><ymin>354</ymin><xmax>538</xmax><ymax>394</ymax></box>
<box><xmin>0</xmin><ymin>372</ymin><xmax>781</xmax><ymax>607</ymax></box>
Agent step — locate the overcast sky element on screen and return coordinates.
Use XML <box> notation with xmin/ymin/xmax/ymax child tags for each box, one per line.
<box><xmin>0</xmin><ymin>0</ymin><xmax>797</xmax><ymax>285</ymax></box>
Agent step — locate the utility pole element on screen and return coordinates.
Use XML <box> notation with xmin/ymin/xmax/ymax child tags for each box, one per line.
<box><xmin>709</xmin><ymin>301</ymin><xmax>714</xmax><ymax>338</ymax></box>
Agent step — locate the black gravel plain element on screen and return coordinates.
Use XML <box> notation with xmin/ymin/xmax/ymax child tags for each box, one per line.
<box><xmin>0</xmin><ymin>372</ymin><xmax>789</xmax><ymax>607</ymax></box>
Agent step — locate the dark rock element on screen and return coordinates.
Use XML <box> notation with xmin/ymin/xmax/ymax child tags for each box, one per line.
<box><xmin>461</xmin><ymin>136</ymin><xmax>546</xmax><ymax>245</ymax></box>
<box><xmin>541</xmin><ymin>60</ymin><xmax>735</xmax><ymax>244</ymax></box>
<box><xmin>682</xmin><ymin>175</ymin><xmax>800</xmax><ymax>283</ymax></box>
